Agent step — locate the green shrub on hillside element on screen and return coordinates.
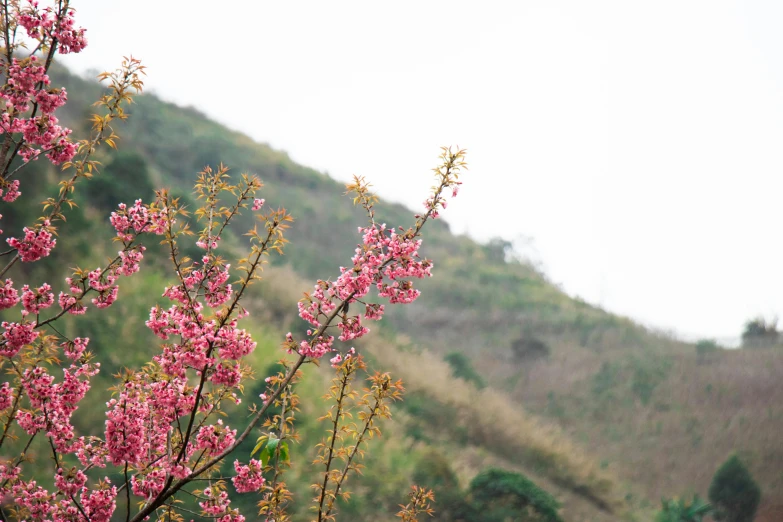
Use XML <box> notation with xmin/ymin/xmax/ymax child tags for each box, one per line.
<box><xmin>695</xmin><ymin>339</ymin><xmax>721</xmax><ymax>360</ymax></box>
<box><xmin>511</xmin><ymin>334</ymin><xmax>551</xmax><ymax>363</ymax></box>
<box><xmin>741</xmin><ymin>317</ymin><xmax>779</xmax><ymax>348</ymax></box>
<box><xmin>444</xmin><ymin>351</ymin><xmax>486</xmax><ymax>389</ymax></box>
<box><xmin>469</xmin><ymin>468</ymin><xmax>563</xmax><ymax>522</ymax></box>
<box><xmin>630</xmin><ymin>357</ymin><xmax>671</xmax><ymax>405</ymax></box>
<box><xmin>592</xmin><ymin>361</ymin><xmax>620</xmax><ymax>398</ymax></box>
<box><xmin>708</xmin><ymin>455</ymin><xmax>761</xmax><ymax>522</ymax></box>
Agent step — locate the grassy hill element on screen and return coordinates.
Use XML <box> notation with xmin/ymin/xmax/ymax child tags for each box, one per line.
<box><xmin>5</xmin><ymin>64</ymin><xmax>782</xmax><ymax>521</ymax></box>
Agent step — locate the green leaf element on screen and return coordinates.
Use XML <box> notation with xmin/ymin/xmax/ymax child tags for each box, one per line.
<box><xmin>250</xmin><ymin>433</ymin><xmax>289</xmax><ymax>467</ymax></box>
<box><xmin>279</xmin><ymin>441</ymin><xmax>290</xmax><ymax>464</ymax></box>
<box><xmin>251</xmin><ymin>437</ymin><xmax>265</xmax><ymax>458</ymax></box>
<box><xmin>260</xmin><ymin>438</ymin><xmax>279</xmax><ymax>467</ymax></box>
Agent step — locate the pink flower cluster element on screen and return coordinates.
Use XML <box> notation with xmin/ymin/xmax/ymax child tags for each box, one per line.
<box><xmin>110</xmin><ymin>200</ymin><xmax>156</xmax><ymax>241</ymax></box>
<box><xmin>60</xmin><ymin>337</ymin><xmax>89</xmax><ymax>360</ymax></box>
<box><xmin>11</xmin><ymin>476</ymin><xmax>117</xmax><ymax>522</ymax></box>
<box><xmin>9</xmin><ymin>471</ymin><xmax>116</xmax><ymax>522</ymax></box>
<box><xmin>295</xmin><ymin>222</ymin><xmax>434</xmax><ymax>358</ymax></box>
<box><xmin>2</xmin><ymin>179</ymin><xmax>21</xmax><ymax>202</ymax></box>
<box><xmin>105</xmin><ymin>381</ymin><xmax>153</xmax><ymax>466</ymax></box>
<box><xmin>80</xmin><ymin>481</ymin><xmax>117</xmax><ymax>522</ymax></box>
<box><xmin>337</xmin><ymin>315</ymin><xmax>369</xmax><ymax>342</ymax></box>
<box><xmin>0</xmin><ymin>195</ymin><xmax>174</xmax><ymax>513</ymax></box>
<box><xmin>103</xmin><ymin>374</ymin><xmax>197</xmax><ymax>482</ymax></box>
<box><xmin>0</xmin><ymin>381</ymin><xmax>13</xmax><ymax>410</ymax></box>
<box><xmin>131</xmin><ymin>468</ymin><xmax>167</xmax><ymax>500</ymax></box>
<box><xmin>195</xmin><ymin>420</ymin><xmax>236</xmax><ymax>457</ymax></box>
<box><xmin>18</xmin><ymin>362</ymin><xmax>98</xmax><ymax>451</ymax></box>
<box><xmin>54</xmin><ymin>467</ymin><xmax>87</xmax><ymax>497</ymax></box>
<box><xmin>200</xmin><ymin>487</ymin><xmax>231</xmax><ymax>516</ymax></box>
<box><xmin>6</xmin><ymin>220</ymin><xmax>56</xmax><ymax>262</ymax></box>
<box><xmin>232</xmin><ymin>459</ymin><xmax>265</xmax><ymax>493</ymax></box>
<box><xmin>297</xmin><ymin>334</ymin><xmax>336</xmax><ymax>359</ymax></box>
<box><xmin>197</xmin><ymin>235</ymin><xmax>220</xmax><ymax>250</ymax></box>
<box><xmin>116</xmin><ymin>246</ymin><xmax>145</xmax><ymax>276</ymax></box>
<box><xmin>21</xmin><ymin>282</ymin><xmax>54</xmax><ymax>315</ymax></box>
<box><xmin>329</xmin><ymin>347</ymin><xmax>356</xmax><ymax>368</ymax></box>
<box><xmin>0</xmin><ymin>56</ymin><xmax>76</xmax><ymax>164</ymax></box>
<box><xmin>146</xmin><ymin>303</ymin><xmax>256</xmax><ymax>380</ymax></box>
<box><xmin>87</xmin><ymin>267</ymin><xmax>119</xmax><ymax>309</ymax></box>
<box><xmin>19</xmin><ymin>1</ymin><xmax>88</xmax><ymax>54</ymax></box>
<box><xmin>0</xmin><ymin>278</ymin><xmax>20</xmax><ymax>309</ymax></box>
<box><xmin>0</xmin><ymin>99</ymin><xmax>463</xmax><ymax>522</ymax></box>
<box><xmin>176</xmin><ymin>257</ymin><xmax>232</xmax><ymax>308</ymax></box>
<box><xmin>1</xmin><ymin>321</ymin><xmax>38</xmax><ymax>357</ymax></box>
<box><xmin>66</xmin><ymin>217</ymin><xmax>258</xmax><ymax>499</ymax></box>
<box><xmin>51</xmin><ymin>200</ymin><xmax>162</xmax><ymax>316</ymax></box>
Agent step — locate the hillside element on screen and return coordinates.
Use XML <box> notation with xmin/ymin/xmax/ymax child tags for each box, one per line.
<box><xmin>4</xmin><ymin>64</ymin><xmax>781</xmax><ymax>521</ymax></box>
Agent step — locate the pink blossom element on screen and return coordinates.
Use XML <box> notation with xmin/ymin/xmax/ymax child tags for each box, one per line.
<box><xmin>0</xmin><ymin>381</ymin><xmax>13</xmax><ymax>410</ymax></box>
<box><xmin>337</xmin><ymin>315</ymin><xmax>369</xmax><ymax>342</ymax></box>
<box><xmin>91</xmin><ymin>285</ymin><xmax>118</xmax><ymax>309</ymax></box>
<box><xmin>195</xmin><ymin>422</ymin><xmax>236</xmax><ymax>456</ymax></box>
<box><xmin>54</xmin><ymin>468</ymin><xmax>86</xmax><ymax>497</ymax></box>
<box><xmin>110</xmin><ymin>200</ymin><xmax>151</xmax><ymax>241</ymax></box>
<box><xmin>0</xmin><ymin>278</ymin><xmax>20</xmax><ymax>310</ymax></box>
<box><xmin>52</xmin><ymin>9</ymin><xmax>88</xmax><ymax>54</ymax></box>
<box><xmin>21</xmin><ymin>283</ymin><xmax>54</xmax><ymax>314</ymax></box>
<box><xmin>364</xmin><ymin>303</ymin><xmax>385</xmax><ymax>320</ymax></box>
<box><xmin>1</xmin><ymin>321</ymin><xmax>38</xmax><ymax>357</ymax></box>
<box><xmin>211</xmin><ymin>362</ymin><xmax>241</xmax><ymax>387</ymax></box>
<box><xmin>6</xmin><ymin>220</ymin><xmax>56</xmax><ymax>262</ymax></box>
<box><xmin>213</xmin><ymin>324</ymin><xmax>256</xmax><ymax>360</ymax></box>
<box><xmin>2</xmin><ymin>179</ymin><xmax>21</xmax><ymax>201</ymax></box>
<box><xmin>298</xmin><ymin>335</ymin><xmax>334</xmax><ymax>359</ymax></box>
<box><xmin>12</xmin><ymin>480</ymin><xmax>53</xmax><ymax>520</ymax></box>
<box><xmin>115</xmin><ymin>246</ymin><xmax>145</xmax><ymax>276</ymax></box>
<box><xmin>204</xmin><ymin>264</ymin><xmax>232</xmax><ymax>307</ymax></box>
<box><xmin>105</xmin><ymin>382</ymin><xmax>149</xmax><ymax>466</ymax></box>
<box><xmin>61</xmin><ymin>337</ymin><xmax>89</xmax><ymax>360</ymax></box>
<box><xmin>131</xmin><ymin>468</ymin><xmax>166</xmax><ymax>500</ymax></box>
<box><xmin>81</xmin><ymin>481</ymin><xmax>117</xmax><ymax>522</ymax></box>
<box><xmin>58</xmin><ymin>291</ymin><xmax>86</xmax><ymax>315</ymax></box>
<box><xmin>232</xmin><ymin>459</ymin><xmax>265</xmax><ymax>493</ymax></box>
<box><xmin>199</xmin><ymin>487</ymin><xmax>231</xmax><ymax>516</ymax></box>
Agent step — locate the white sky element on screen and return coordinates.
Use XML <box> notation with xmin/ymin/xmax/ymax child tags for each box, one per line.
<box><xmin>60</xmin><ymin>0</ymin><xmax>783</xmax><ymax>344</ymax></box>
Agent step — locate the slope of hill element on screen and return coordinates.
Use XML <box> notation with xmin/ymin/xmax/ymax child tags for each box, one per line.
<box><xmin>6</xmin><ymin>64</ymin><xmax>781</xmax><ymax>521</ymax></box>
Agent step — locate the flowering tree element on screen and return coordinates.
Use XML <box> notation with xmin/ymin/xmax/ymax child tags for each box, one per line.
<box><xmin>0</xmin><ymin>2</ymin><xmax>465</xmax><ymax>521</ymax></box>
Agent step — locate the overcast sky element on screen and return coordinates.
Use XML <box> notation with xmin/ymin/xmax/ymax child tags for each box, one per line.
<box><xmin>60</xmin><ymin>1</ymin><xmax>783</xmax><ymax>344</ymax></box>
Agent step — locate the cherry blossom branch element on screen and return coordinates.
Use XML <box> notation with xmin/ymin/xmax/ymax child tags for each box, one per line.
<box><xmin>171</xmin><ymin>211</ymin><xmax>283</xmax><ymax>468</ymax></box>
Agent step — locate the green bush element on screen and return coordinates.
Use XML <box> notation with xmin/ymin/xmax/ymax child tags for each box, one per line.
<box><xmin>591</xmin><ymin>361</ymin><xmax>620</xmax><ymax>398</ymax></box>
<box><xmin>695</xmin><ymin>339</ymin><xmax>720</xmax><ymax>357</ymax></box>
<box><xmin>444</xmin><ymin>351</ymin><xmax>486</xmax><ymax>389</ymax></box>
<box><xmin>511</xmin><ymin>334</ymin><xmax>551</xmax><ymax>363</ymax></box>
<box><xmin>469</xmin><ymin>468</ymin><xmax>563</xmax><ymax>522</ymax></box>
<box><xmin>630</xmin><ymin>356</ymin><xmax>670</xmax><ymax>405</ymax></box>
<box><xmin>741</xmin><ymin>317</ymin><xmax>779</xmax><ymax>348</ymax></box>
<box><xmin>708</xmin><ymin>455</ymin><xmax>761</xmax><ymax>522</ymax></box>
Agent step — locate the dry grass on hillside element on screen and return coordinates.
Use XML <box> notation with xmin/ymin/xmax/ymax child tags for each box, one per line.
<box><xmin>366</xmin><ymin>338</ymin><xmax>625</xmax><ymax>515</ymax></box>
<box><xmin>505</xmin><ymin>338</ymin><xmax>783</xmax><ymax>514</ymax></box>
